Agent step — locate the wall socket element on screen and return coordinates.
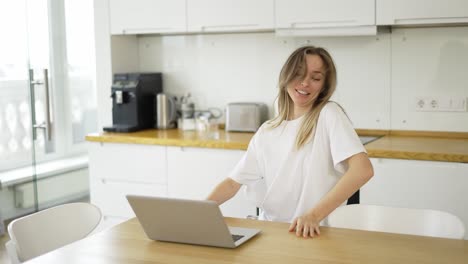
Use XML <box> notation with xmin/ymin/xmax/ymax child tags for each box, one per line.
<box><xmin>414</xmin><ymin>96</ymin><xmax>467</xmax><ymax>112</ymax></box>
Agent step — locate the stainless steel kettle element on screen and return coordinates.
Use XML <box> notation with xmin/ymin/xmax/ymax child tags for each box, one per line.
<box><xmin>156</xmin><ymin>93</ymin><xmax>177</xmax><ymax>129</ymax></box>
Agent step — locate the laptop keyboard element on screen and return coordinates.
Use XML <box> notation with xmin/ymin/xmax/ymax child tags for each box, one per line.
<box><xmin>232</xmin><ymin>234</ymin><xmax>244</xmax><ymax>242</ymax></box>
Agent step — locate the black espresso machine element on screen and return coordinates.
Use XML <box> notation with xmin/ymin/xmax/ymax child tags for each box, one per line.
<box><xmin>103</xmin><ymin>73</ymin><xmax>162</xmax><ymax>132</ymax></box>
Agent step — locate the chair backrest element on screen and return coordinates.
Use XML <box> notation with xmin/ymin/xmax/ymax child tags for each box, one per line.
<box><xmin>346</xmin><ymin>189</ymin><xmax>359</xmax><ymax>205</ymax></box>
<box><xmin>7</xmin><ymin>203</ymin><xmax>101</xmax><ymax>262</ymax></box>
<box><xmin>328</xmin><ymin>204</ymin><xmax>465</xmax><ymax>240</ymax></box>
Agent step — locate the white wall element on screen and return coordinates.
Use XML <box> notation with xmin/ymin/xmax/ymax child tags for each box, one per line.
<box><xmin>105</xmin><ymin>27</ymin><xmax>468</xmax><ymax>132</ymax></box>
<box><xmin>93</xmin><ymin>0</ymin><xmax>113</xmax><ymax>129</ymax></box>
<box><xmin>134</xmin><ymin>32</ymin><xmax>391</xmax><ymax>129</ymax></box>
<box><xmin>391</xmin><ymin>27</ymin><xmax>468</xmax><ymax>131</ymax></box>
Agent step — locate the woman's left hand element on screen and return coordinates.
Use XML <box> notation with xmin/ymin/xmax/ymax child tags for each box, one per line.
<box><xmin>288</xmin><ymin>212</ymin><xmax>321</xmax><ymax>238</ymax></box>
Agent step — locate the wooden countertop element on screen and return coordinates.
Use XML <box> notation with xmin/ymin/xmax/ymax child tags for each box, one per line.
<box><xmin>86</xmin><ymin>129</ymin><xmax>468</xmax><ymax>163</ymax></box>
<box><xmin>365</xmin><ymin>136</ymin><xmax>468</xmax><ymax>163</ymax></box>
<box><xmin>26</xmin><ymin>217</ymin><xmax>468</xmax><ymax>264</ymax></box>
<box><xmin>86</xmin><ymin>129</ymin><xmax>253</xmax><ymax>150</ymax></box>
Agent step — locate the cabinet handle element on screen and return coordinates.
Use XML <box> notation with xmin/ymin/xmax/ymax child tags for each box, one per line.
<box><xmin>393</xmin><ymin>17</ymin><xmax>468</xmax><ymax>25</ymax></box>
<box><xmin>200</xmin><ymin>24</ymin><xmax>259</xmax><ymax>31</ymax></box>
<box><xmin>122</xmin><ymin>27</ymin><xmax>173</xmax><ymax>34</ymax></box>
<box><xmin>99</xmin><ymin>178</ymin><xmax>159</xmax><ymax>185</ymax></box>
<box><xmin>291</xmin><ymin>20</ymin><xmax>357</xmax><ymax>28</ymax></box>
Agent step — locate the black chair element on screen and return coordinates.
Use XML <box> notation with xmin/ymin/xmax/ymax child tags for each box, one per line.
<box><xmin>347</xmin><ymin>189</ymin><xmax>360</xmax><ymax>205</ymax></box>
<box><xmin>252</xmin><ymin>189</ymin><xmax>360</xmax><ymax>217</ymax></box>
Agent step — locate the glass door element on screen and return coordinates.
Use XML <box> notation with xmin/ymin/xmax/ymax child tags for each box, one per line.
<box><xmin>33</xmin><ymin>0</ymin><xmax>97</xmax><ymax>212</ymax></box>
<box><xmin>0</xmin><ymin>0</ymin><xmax>40</xmax><ymax>225</ymax></box>
<box><xmin>0</xmin><ymin>0</ymin><xmax>96</xmax><ymax>226</ymax></box>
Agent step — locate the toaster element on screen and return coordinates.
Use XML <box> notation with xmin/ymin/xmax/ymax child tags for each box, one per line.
<box><xmin>225</xmin><ymin>102</ymin><xmax>268</xmax><ymax>132</ymax></box>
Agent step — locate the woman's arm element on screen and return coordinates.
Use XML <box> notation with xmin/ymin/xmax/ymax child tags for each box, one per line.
<box><xmin>289</xmin><ymin>152</ymin><xmax>374</xmax><ymax>237</ymax></box>
<box><xmin>206</xmin><ymin>178</ymin><xmax>242</xmax><ymax>205</ymax></box>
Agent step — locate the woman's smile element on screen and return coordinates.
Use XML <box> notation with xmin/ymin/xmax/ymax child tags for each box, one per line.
<box><xmin>287</xmin><ymin>54</ymin><xmax>326</xmax><ymax>118</ymax></box>
<box><xmin>295</xmin><ymin>89</ymin><xmax>311</xmax><ymax>96</ymax></box>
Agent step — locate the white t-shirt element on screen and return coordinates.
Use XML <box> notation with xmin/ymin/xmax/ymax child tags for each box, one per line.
<box><xmin>229</xmin><ymin>102</ymin><xmax>366</xmax><ymax>223</ymax></box>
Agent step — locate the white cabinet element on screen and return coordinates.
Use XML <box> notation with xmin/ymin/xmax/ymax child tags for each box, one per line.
<box><xmin>88</xmin><ymin>142</ymin><xmax>168</xmax><ymax>230</ymax></box>
<box><xmin>109</xmin><ymin>0</ymin><xmax>186</xmax><ymax>35</ymax></box>
<box><xmin>88</xmin><ymin>142</ymin><xmax>257</xmax><ymax>230</ymax></box>
<box><xmin>187</xmin><ymin>0</ymin><xmax>274</xmax><ymax>33</ymax></box>
<box><xmin>361</xmin><ymin>158</ymin><xmax>468</xmax><ymax>239</ymax></box>
<box><xmin>275</xmin><ymin>0</ymin><xmax>376</xmax><ymax>36</ymax></box>
<box><xmin>377</xmin><ymin>0</ymin><xmax>468</xmax><ymax>25</ymax></box>
<box><xmin>167</xmin><ymin>146</ymin><xmax>257</xmax><ymax>218</ymax></box>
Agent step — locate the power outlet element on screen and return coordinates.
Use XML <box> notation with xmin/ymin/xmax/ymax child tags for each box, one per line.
<box><xmin>415</xmin><ymin>97</ymin><xmax>426</xmax><ymax>110</ymax></box>
<box><xmin>429</xmin><ymin>99</ymin><xmax>438</xmax><ymax>109</ymax></box>
<box><xmin>414</xmin><ymin>97</ymin><xmax>432</xmax><ymax>111</ymax></box>
<box><xmin>414</xmin><ymin>96</ymin><xmax>467</xmax><ymax>112</ymax></box>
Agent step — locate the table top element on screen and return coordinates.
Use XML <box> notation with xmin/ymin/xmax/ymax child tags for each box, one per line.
<box><xmin>26</xmin><ymin>217</ymin><xmax>468</xmax><ymax>264</ymax></box>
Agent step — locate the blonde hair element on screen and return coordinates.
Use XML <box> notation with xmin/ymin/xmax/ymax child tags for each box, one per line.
<box><xmin>268</xmin><ymin>46</ymin><xmax>338</xmax><ymax>149</ymax></box>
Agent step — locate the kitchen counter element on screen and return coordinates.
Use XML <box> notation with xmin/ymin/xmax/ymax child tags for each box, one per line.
<box><xmin>86</xmin><ymin>129</ymin><xmax>253</xmax><ymax>150</ymax></box>
<box><xmin>365</xmin><ymin>136</ymin><xmax>468</xmax><ymax>163</ymax></box>
<box><xmin>85</xmin><ymin>129</ymin><xmax>468</xmax><ymax>163</ymax></box>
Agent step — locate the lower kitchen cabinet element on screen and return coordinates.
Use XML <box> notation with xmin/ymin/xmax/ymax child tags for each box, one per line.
<box><xmin>88</xmin><ymin>142</ymin><xmax>257</xmax><ymax>231</ymax></box>
<box><xmin>88</xmin><ymin>142</ymin><xmax>168</xmax><ymax>230</ymax></box>
<box><xmin>92</xmin><ymin>179</ymin><xmax>167</xmax><ymax>218</ymax></box>
<box><xmin>362</xmin><ymin>158</ymin><xmax>468</xmax><ymax>239</ymax></box>
<box><xmin>167</xmin><ymin>146</ymin><xmax>257</xmax><ymax>218</ymax></box>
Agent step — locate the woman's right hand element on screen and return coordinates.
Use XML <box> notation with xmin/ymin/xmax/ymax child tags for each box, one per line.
<box><xmin>288</xmin><ymin>212</ymin><xmax>321</xmax><ymax>238</ymax></box>
<box><xmin>206</xmin><ymin>178</ymin><xmax>241</xmax><ymax>205</ymax></box>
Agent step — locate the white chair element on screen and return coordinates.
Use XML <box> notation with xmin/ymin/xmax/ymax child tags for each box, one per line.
<box><xmin>327</xmin><ymin>204</ymin><xmax>465</xmax><ymax>239</ymax></box>
<box><xmin>5</xmin><ymin>202</ymin><xmax>101</xmax><ymax>263</ymax></box>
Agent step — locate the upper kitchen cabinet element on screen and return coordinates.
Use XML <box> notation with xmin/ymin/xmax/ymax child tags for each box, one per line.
<box><xmin>377</xmin><ymin>0</ymin><xmax>468</xmax><ymax>26</ymax></box>
<box><xmin>187</xmin><ymin>0</ymin><xmax>274</xmax><ymax>33</ymax></box>
<box><xmin>275</xmin><ymin>0</ymin><xmax>376</xmax><ymax>36</ymax></box>
<box><xmin>109</xmin><ymin>0</ymin><xmax>186</xmax><ymax>35</ymax></box>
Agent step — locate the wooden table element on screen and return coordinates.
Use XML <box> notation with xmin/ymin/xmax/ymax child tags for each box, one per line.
<box><xmin>26</xmin><ymin>217</ymin><xmax>468</xmax><ymax>264</ymax></box>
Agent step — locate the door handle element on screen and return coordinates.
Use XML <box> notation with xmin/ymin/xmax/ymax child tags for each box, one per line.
<box><xmin>42</xmin><ymin>69</ymin><xmax>52</xmax><ymax>141</ymax></box>
<box><xmin>29</xmin><ymin>69</ymin><xmax>53</xmax><ymax>141</ymax></box>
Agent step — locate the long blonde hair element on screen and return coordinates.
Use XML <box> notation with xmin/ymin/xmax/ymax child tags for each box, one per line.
<box><xmin>268</xmin><ymin>46</ymin><xmax>338</xmax><ymax>149</ymax></box>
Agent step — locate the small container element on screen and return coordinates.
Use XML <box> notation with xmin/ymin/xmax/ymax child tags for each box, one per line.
<box><xmin>180</xmin><ymin>93</ymin><xmax>195</xmax><ymax>119</ymax></box>
<box><xmin>178</xmin><ymin>118</ymin><xmax>196</xmax><ymax>131</ymax></box>
<box><xmin>195</xmin><ymin>116</ymin><xmax>209</xmax><ymax>131</ymax></box>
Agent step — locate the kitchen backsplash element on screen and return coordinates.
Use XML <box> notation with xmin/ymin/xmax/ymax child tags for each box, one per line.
<box><xmin>110</xmin><ymin>27</ymin><xmax>468</xmax><ymax>132</ymax></box>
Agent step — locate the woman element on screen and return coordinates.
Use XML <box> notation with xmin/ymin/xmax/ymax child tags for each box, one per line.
<box><xmin>207</xmin><ymin>46</ymin><xmax>374</xmax><ymax>238</ymax></box>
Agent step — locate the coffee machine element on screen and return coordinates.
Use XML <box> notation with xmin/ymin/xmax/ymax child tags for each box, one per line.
<box><xmin>103</xmin><ymin>73</ymin><xmax>162</xmax><ymax>132</ymax></box>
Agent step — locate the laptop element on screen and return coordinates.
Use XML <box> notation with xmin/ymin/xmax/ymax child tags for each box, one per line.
<box><xmin>126</xmin><ymin>195</ymin><xmax>261</xmax><ymax>248</ymax></box>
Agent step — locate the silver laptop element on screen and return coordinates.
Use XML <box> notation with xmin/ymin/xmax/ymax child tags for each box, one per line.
<box><xmin>126</xmin><ymin>195</ymin><xmax>261</xmax><ymax>248</ymax></box>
